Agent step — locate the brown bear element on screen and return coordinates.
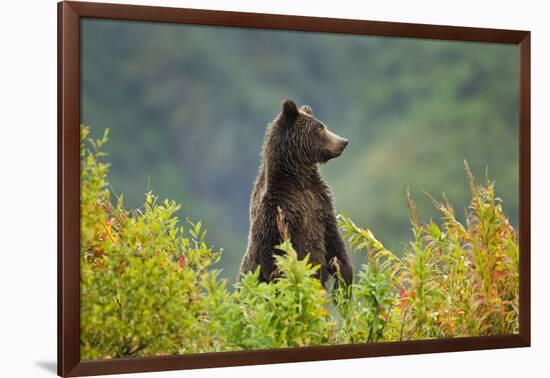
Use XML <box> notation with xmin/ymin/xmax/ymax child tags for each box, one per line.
<box><xmin>239</xmin><ymin>99</ymin><xmax>353</xmax><ymax>287</ymax></box>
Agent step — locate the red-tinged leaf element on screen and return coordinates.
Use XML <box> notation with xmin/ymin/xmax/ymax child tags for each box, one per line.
<box><xmin>178</xmin><ymin>254</ymin><xmax>187</xmax><ymax>269</ymax></box>
<box><xmin>399</xmin><ymin>287</ymin><xmax>411</xmax><ymax>310</ymax></box>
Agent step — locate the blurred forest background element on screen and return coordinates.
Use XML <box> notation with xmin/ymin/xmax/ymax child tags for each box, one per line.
<box><xmin>81</xmin><ymin>19</ymin><xmax>519</xmax><ymax>282</ymax></box>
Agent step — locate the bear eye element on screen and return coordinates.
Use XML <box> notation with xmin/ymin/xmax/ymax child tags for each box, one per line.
<box><xmin>315</xmin><ymin>124</ymin><xmax>324</xmax><ymax>132</ymax></box>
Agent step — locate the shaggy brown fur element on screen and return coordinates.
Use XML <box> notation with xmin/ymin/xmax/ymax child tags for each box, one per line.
<box><xmin>239</xmin><ymin>99</ymin><xmax>353</xmax><ymax>286</ymax></box>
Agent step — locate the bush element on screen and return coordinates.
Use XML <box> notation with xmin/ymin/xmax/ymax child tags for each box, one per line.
<box><xmin>80</xmin><ymin>125</ymin><xmax>519</xmax><ymax>359</ymax></box>
<box><xmin>337</xmin><ymin>161</ymin><xmax>519</xmax><ymax>342</ymax></box>
<box><xmin>224</xmin><ymin>240</ymin><xmax>332</xmax><ymax>350</ymax></box>
<box><xmin>80</xmin><ymin>125</ymin><xmax>230</xmax><ymax>358</ymax></box>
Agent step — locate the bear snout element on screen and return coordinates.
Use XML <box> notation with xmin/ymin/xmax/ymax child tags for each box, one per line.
<box><xmin>336</xmin><ymin>137</ymin><xmax>349</xmax><ymax>154</ymax></box>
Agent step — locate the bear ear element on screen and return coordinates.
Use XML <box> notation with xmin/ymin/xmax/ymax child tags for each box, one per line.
<box><xmin>299</xmin><ymin>105</ymin><xmax>313</xmax><ymax>116</ymax></box>
<box><xmin>281</xmin><ymin>99</ymin><xmax>299</xmax><ymax>125</ymax></box>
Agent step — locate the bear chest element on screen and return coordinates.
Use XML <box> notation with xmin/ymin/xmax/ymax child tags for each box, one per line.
<box><xmin>286</xmin><ymin>189</ymin><xmax>329</xmax><ymax>237</ymax></box>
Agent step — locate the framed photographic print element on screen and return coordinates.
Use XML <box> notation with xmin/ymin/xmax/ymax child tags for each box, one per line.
<box><xmin>58</xmin><ymin>1</ymin><xmax>531</xmax><ymax>376</ymax></box>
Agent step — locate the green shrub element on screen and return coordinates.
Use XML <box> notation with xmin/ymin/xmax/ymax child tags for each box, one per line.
<box><xmin>224</xmin><ymin>240</ymin><xmax>332</xmax><ymax>350</ymax></box>
<box><xmin>80</xmin><ymin>125</ymin><xmax>519</xmax><ymax>358</ymax></box>
<box><xmin>332</xmin><ymin>222</ymin><xmax>398</xmax><ymax>344</ymax></box>
<box><xmin>80</xmin><ymin>125</ymin><xmax>230</xmax><ymax>359</ymax></box>
<box><xmin>337</xmin><ymin>161</ymin><xmax>519</xmax><ymax>342</ymax></box>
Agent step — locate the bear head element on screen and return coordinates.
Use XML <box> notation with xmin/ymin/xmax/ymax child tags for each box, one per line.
<box><xmin>265</xmin><ymin>99</ymin><xmax>349</xmax><ymax>168</ymax></box>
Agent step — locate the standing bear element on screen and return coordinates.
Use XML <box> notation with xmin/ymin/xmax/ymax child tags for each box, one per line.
<box><xmin>239</xmin><ymin>99</ymin><xmax>353</xmax><ymax>286</ymax></box>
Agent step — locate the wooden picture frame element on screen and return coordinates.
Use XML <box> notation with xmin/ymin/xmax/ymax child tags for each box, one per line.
<box><xmin>58</xmin><ymin>1</ymin><xmax>531</xmax><ymax>376</ymax></box>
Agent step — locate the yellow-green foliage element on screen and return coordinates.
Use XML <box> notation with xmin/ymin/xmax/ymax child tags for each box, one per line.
<box><xmin>337</xmin><ymin>162</ymin><xmax>519</xmax><ymax>341</ymax></box>
<box><xmin>81</xmin><ymin>125</ymin><xmax>231</xmax><ymax>358</ymax></box>
<box><xmin>225</xmin><ymin>241</ymin><xmax>332</xmax><ymax>350</ymax></box>
<box><xmin>80</xmin><ymin>125</ymin><xmax>519</xmax><ymax>359</ymax></box>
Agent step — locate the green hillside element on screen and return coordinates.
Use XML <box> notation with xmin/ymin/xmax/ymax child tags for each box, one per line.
<box><xmin>81</xmin><ymin>19</ymin><xmax>519</xmax><ymax>281</ymax></box>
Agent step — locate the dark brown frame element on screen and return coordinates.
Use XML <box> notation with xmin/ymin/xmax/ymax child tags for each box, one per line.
<box><xmin>58</xmin><ymin>1</ymin><xmax>531</xmax><ymax>376</ymax></box>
